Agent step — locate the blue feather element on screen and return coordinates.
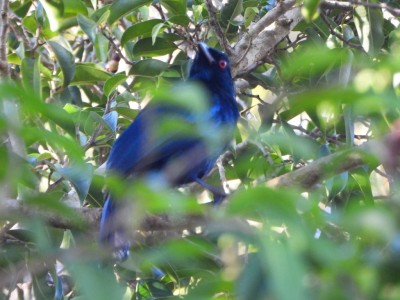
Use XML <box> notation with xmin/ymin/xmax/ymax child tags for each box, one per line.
<box><xmin>100</xmin><ymin>43</ymin><xmax>239</xmax><ymax>261</ymax></box>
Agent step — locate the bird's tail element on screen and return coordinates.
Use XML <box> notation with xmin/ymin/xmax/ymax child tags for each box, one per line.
<box><xmin>99</xmin><ymin>196</ymin><xmax>166</xmax><ymax>279</ymax></box>
<box><xmin>99</xmin><ymin>196</ymin><xmax>130</xmax><ymax>261</ymax></box>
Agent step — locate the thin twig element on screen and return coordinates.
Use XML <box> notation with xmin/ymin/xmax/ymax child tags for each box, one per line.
<box><xmin>102</xmin><ymin>30</ymin><xmax>133</xmax><ymax>65</ymax></box>
<box><xmin>204</xmin><ymin>0</ymin><xmax>233</xmax><ymax>54</ymax></box>
<box><xmin>320</xmin><ymin>12</ymin><xmax>365</xmax><ymax>51</ymax></box>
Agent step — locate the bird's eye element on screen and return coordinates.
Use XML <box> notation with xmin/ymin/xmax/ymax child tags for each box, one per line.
<box><xmin>218</xmin><ymin>59</ymin><xmax>228</xmax><ymax>69</ymax></box>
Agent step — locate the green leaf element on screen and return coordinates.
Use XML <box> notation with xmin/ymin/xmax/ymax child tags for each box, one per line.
<box><xmin>221</xmin><ymin>0</ymin><xmax>243</xmax><ymax>26</ymax></box>
<box><xmin>77</xmin><ymin>13</ymin><xmax>96</xmax><ymax>42</ymax></box>
<box><xmin>71</xmin><ymin>63</ymin><xmax>111</xmax><ymax>85</ymax></box>
<box><xmin>351</xmin><ymin>169</ymin><xmax>374</xmax><ymax>205</ymax></box>
<box><xmin>7</xmin><ymin>53</ymin><xmax>21</xmax><ymax>65</ymax></box>
<box><xmin>48</xmin><ymin>40</ymin><xmax>75</xmax><ymax>87</ymax></box>
<box><xmin>244</xmin><ymin>7</ymin><xmax>258</xmax><ymax>28</ymax></box>
<box><xmin>94</xmin><ymin>33</ymin><xmax>109</xmax><ymax>63</ymax></box>
<box><xmin>21</xmin><ymin>57</ymin><xmax>42</xmax><ymax>98</ymax></box>
<box><xmin>132</xmin><ymin>38</ymin><xmax>177</xmax><ymax>57</ymax></box>
<box><xmin>129</xmin><ymin>59</ymin><xmax>169</xmax><ymax>77</ymax></box>
<box><xmin>38</xmin><ymin>0</ymin><xmax>64</xmax><ymax>31</ymax></box>
<box><xmin>104</xmin><ymin>73</ymin><xmax>128</xmax><ymax>97</ymax></box>
<box><xmin>62</xmin><ymin>0</ymin><xmax>87</xmax><ymax>16</ymax></box>
<box><xmin>168</xmin><ymin>15</ymin><xmax>190</xmax><ymax>26</ymax></box>
<box><xmin>121</xmin><ymin>19</ymin><xmax>164</xmax><ymax>45</ymax></box>
<box><xmin>301</xmin><ymin>0</ymin><xmax>320</xmax><ymax>20</ymax></box>
<box><xmin>354</xmin><ymin>5</ymin><xmax>384</xmax><ymax>55</ymax></box>
<box><xmin>151</xmin><ymin>23</ymin><xmax>167</xmax><ymax>45</ymax></box>
<box><xmin>95</xmin><ymin>8</ymin><xmax>110</xmax><ymax>27</ymax></box>
<box><xmin>57</xmin><ymin>163</ymin><xmax>93</xmax><ymax>202</ymax></box>
<box><xmin>160</xmin><ymin>0</ymin><xmax>186</xmax><ymax>16</ymax></box>
<box><xmin>108</xmin><ymin>0</ymin><xmax>153</xmax><ymax>24</ymax></box>
<box><xmin>10</xmin><ymin>0</ymin><xmax>32</xmax><ymax>18</ymax></box>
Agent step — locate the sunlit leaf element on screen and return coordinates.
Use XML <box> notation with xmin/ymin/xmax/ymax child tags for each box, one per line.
<box><xmin>354</xmin><ymin>5</ymin><xmax>384</xmax><ymax>55</ymax></box>
<box><xmin>302</xmin><ymin>0</ymin><xmax>320</xmax><ymax>20</ymax></box>
<box><xmin>160</xmin><ymin>0</ymin><xmax>186</xmax><ymax>16</ymax></box>
<box><xmin>38</xmin><ymin>0</ymin><xmax>64</xmax><ymax>31</ymax></box>
<box><xmin>63</xmin><ymin>0</ymin><xmax>87</xmax><ymax>16</ymax></box>
<box><xmin>152</xmin><ymin>22</ymin><xmax>167</xmax><ymax>45</ymax></box>
<box><xmin>121</xmin><ymin>19</ymin><xmax>164</xmax><ymax>45</ymax></box>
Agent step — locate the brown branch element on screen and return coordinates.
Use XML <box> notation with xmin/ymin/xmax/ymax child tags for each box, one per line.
<box><xmin>266</xmin><ymin>137</ymin><xmax>385</xmax><ymax>189</ymax></box>
<box><xmin>231</xmin><ymin>0</ymin><xmax>302</xmax><ymax>77</ymax></box>
<box><xmin>321</xmin><ymin>0</ymin><xmax>400</xmax><ymax>17</ymax></box>
<box><xmin>0</xmin><ymin>198</ymin><xmax>208</xmax><ymax>232</ymax></box>
<box><xmin>319</xmin><ymin>12</ymin><xmax>365</xmax><ymax>50</ymax></box>
<box><xmin>0</xmin><ymin>0</ymin><xmax>9</xmax><ymax>77</ymax></box>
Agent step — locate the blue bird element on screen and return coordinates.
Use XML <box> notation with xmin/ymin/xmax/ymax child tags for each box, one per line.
<box><xmin>100</xmin><ymin>42</ymin><xmax>239</xmax><ymax>261</ymax></box>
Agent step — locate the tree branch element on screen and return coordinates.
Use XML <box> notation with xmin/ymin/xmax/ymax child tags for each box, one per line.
<box><xmin>2</xmin><ymin>130</ymin><xmax>399</xmax><ymax>230</ymax></box>
<box><xmin>0</xmin><ymin>0</ymin><xmax>9</xmax><ymax>77</ymax></box>
<box><xmin>231</xmin><ymin>0</ymin><xmax>302</xmax><ymax>77</ymax></box>
<box><xmin>321</xmin><ymin>0</ymin><xmax>400</xmax><ymax>17</ymax></box>
<box><xmin>266</xmin><ymin>137</ymin><xmax>386</xmax><ymax>189</ymax></box>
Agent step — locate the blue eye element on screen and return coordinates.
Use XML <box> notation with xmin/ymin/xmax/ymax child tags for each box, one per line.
<box><xmin>218</xmin><ymin>59</ymin><xmax>228</xmax><ymax>69</ymax></box>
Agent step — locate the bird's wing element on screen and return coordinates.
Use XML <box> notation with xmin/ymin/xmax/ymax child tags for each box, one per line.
<box><xmin>106</xmin><ymin>104</ymin><xmax>213</xmax><ymax>181</ymax></box>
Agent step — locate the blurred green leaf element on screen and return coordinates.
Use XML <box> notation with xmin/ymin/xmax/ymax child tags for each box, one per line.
<box><xmin>57</xmin><ymin>163</ymin><xmax>93</xmax><ymax>202</ymax></box>
<box><xmin>39</xmin><ymin>0</ymin><xmax>64</xmax><ymax>31</ymax></box>
<box><xmin>354</xmin><ymin>5</ymin><xmax>384</xmax><ymax>55</ymax></box>
<box><xmin>302</xmin><ymin>0</ymin><xmax>320</xmax><ymax>20</ymax></box>
<box><xmin>67</xmin><ymin>263</ymin><xmax>126</xmax><ymax>299</ymax></box>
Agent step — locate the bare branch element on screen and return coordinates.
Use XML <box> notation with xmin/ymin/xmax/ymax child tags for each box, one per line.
<box><xmin>320</xmin><ymin>12</ymin><xmax>365</xmax><ymax>50</ymax></box>
<box><xmin>232</xmin><ymin>0</ymin><xmax>302</xmax><ymax>77</ymax></box>
<box><xmin>321</xmin><ymin>0</ymin><xmax>400</xmax><ymax>17</ymax></box>
<box><xmin>266</xmin><ymin>137</ymin><xmax>387</xmax><ymax>189</ymax></box>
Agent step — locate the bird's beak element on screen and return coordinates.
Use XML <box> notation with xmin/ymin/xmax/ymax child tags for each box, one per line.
<box><xmin>198</xmin><ymin>42</ymin><xmax>215</xmax><ymax>64</ymax></box>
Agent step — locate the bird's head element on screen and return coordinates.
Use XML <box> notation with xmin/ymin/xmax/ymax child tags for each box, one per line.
<box><xmin>189</xmin><ymin>43</ymin><xmax>234</xmax><ymax>95</ymax></box>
